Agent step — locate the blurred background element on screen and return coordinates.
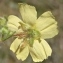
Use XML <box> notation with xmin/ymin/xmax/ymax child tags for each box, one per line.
<box><xmin>0</xmin><ymin>0</ymin><xmax>63</xmax><ymax>63</ymax></box>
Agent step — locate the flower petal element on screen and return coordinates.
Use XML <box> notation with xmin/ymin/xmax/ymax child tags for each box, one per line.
<box><xmin>10</xmin><ymin>38</ymin><xmax>22</xmax><ymax>53</ymax></box>
<box><xmin>41</xmin><ymin>22</ymin><xmax>58</xmax><ymax>39</ymax></box>
<box><xmin>19</xmin><ymin>3</ymin><xmax>37</xmax><ymax>25</ymax></box>
<box><xmin>7</xmin><ymin>23</ymin><xmax>19</xmax><ymax>32</ymax></box>
<box><xmin>29</xmin><ymin>40</ymin><xmax>47</xmax><ymax>62</ymax></box>
<box><xmin>40</xmin><ymin>39</ymin><xmax>52</xmax><ymax>57</ymax></box>
<box><xmin>35</xmin><ymin>11</ymin><xmax>58</xmax><ymax>39</ymax></box>
<box><xmin>7</xmin><ymin>15</ymin><xmax>23</xmax><ymax>32</ymax></box>
<box><xmin>16</xmin><ymin>45</ymin><xmax>29</xmax><ymax>61</ymax></box>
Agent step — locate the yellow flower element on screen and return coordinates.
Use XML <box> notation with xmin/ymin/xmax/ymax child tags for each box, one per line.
<box><xmin>7</xmin><ymin>3</ymin><xmax>58</xmax><ymax>62</ymax></box>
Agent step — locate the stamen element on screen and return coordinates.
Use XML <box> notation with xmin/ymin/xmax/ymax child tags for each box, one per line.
<box><xmin>13</xmin><ymin>32</ymin><xmax>27</xmax><ymax>38</ymax></box>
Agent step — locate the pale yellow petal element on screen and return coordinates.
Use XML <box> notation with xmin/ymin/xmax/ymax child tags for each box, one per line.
<box><xmin>35</xmin><ymin>11</ymin><xmax>56</xmax><ymax>30</ymax></box>
<box><xmin>19</xmin><ymin>3</ymin><xmax>37</xmax><ymax>25</ymax></box>
<box><xmin>40</xmin><ymin>39</ymin><xmax>52</xmax><ymax>57</ymax></box>
<box><xmin>7</xmin><ymin>15</ymin><xmax>22</xmax><ymax>27</ymax></box>
<box><xmin>41</xmin><ymin>23</ymin><xmax>58</xmax><ymax>39</ymax></box>
<box><xmin>7</xmin><ymin>23</ymin><xmax>18</xmax><ymax>32</ymax></box>
<box><xmin>35</xmin><ymin>11</ymin><xmax>58</xmax><ymax>39</ymax></box>
<box><xmin>7</xmin><ymin>23</ymin><xmax>23</xmax><ymax>33</ymax></box>
<box><xmin>29</xmin><ymin>40</ymin><xmax>47</xmax><ymax>62</ymax></box>
<box><xmin>16</xmin><ymin>45</ymin><xmax>29</xmax><ymax>61</ymax></box>
<box><xmin>7</xmin><ymin>15</ymin><xmax>23</xmax><ymax>32</ymax></box>
<box><xmin>10</xmin><ymin>38</ymin><xmax>22</xmax><ymax>53</ymax></box>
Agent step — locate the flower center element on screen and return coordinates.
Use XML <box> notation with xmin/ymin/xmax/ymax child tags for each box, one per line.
<box><xmin>27</xmin><ymin>29</ymin><xmax>41</xmax><ymax>40</ymax></box>
<box><xmin>14</xmin><ymin>29</ymin><xmax>41</xmax><ymax>47</ymax></box>
<box><xmin>26</xmin><ymin>29</ymin><xmax>41</xmax><ymax>46</ymax></box>
<box><xmin>15</xmin><ymin>23</ymin><xmax>41</xmax><ymax>46</ymax></box>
